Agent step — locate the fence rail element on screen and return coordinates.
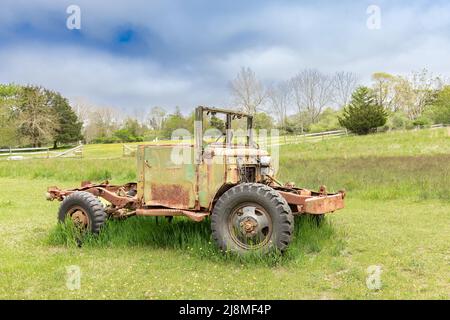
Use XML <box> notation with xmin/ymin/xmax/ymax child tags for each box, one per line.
<box><xmin>123</xmin><ymin>144</ymin><xmax>137</xmax><ymax>157</ymax></box>
<box><xmin>275</xmin><ymin>129</ymin><xmax>348</xmax><ymax>145</ymax></box>
<box><xmin>0</xmin><ymin>147</ymin><xmax>50</xmax><ymax>153</ymax></box>
<box><xmin>0</xmin><ymin>144</ymin><xmax>83</xmax><ymax>160</ymax></box>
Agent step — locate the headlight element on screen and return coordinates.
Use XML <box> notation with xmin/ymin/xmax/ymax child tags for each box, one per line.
<box><xmin>260</xmin><ymin>156</ymin><xmax>271</xmax><ymax>166</ymax></box>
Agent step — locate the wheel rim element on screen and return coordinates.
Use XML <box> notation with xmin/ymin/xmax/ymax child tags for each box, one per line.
<box><xmin>228</xmin><ymin>202</ymin><xmax>272</xmax><ymax>250</ymax></box>
<box><xmin>67</xmin><ymin>206</ymin><xmax>90</xmax><ymax>230</ymax></box>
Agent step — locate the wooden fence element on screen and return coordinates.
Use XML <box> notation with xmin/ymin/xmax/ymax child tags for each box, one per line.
<box><xmin>0</xmin><ymin>144</ymin><xmax>83</xmax><ymax>160</ymax></box>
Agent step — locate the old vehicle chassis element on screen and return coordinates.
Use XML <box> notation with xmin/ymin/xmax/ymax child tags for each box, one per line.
<box><xmin>47</xmin><ymin>106</ymin><xmax>345</xmax><ymax>253</ymax></box>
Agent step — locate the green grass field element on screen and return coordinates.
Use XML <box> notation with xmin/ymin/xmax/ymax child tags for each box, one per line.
<box><xmin>0</xmin><ymin>128</ymin><xmax>449</xmax><ymax>299</ymax></box>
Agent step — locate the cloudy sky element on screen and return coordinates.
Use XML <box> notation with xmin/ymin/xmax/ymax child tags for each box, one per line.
<box><xmin>1</xmin><ymin>0</ymin><xmax>449</xmax><ymax>114</ymax></box>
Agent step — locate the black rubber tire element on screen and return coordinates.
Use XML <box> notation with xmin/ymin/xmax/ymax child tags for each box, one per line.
<box><xmin>58</xmin><ymin>191</ymin><xmax>107</xmax><ymax>234</ymax></box>
<box><xmin>211</xmin><ymin>183</ymin><xmax>294</xmax><ymax>254</ymax></box>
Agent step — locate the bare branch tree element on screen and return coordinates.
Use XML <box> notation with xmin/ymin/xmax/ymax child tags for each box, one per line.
<box><xmin>371</xmin><ymin>72</ymin><xmax>399</xmax><ymax>111</ymax></box>
<box><xmin>290</xmin><ymin>69</ymin><xmax>334</xmax><ymax>125</ymax></box>
<box><xmin>146</xmin><ymin>106</ymin><xmax>167</xmax><ymax>130</ymax></box>
<box><xmin>230</xmin><ymin>67</ymin><xmax>266</xmax><ymax>115</ymax></box>
<box><xmin>80</xmin><ymin>105</ymin><xmax>120</xmax><ymax>143</ymax></box>
<box><xmin>332</xmin><ymin>71</ymin><xmax>359</xmax><ymax>108</ymax></box>
<box><xmin>71</xmin><ymin>97</ymin><xmax>91</xmax><ymax>125</ymax></box>
<box><xmin>394</xmin><ymin>69</ymin><xmax>443</xmax><ymax>120</ymax></box>
<box><xmin>267</xmin><ymin>81</ymin><xmax>292</xmax><ymax>129</ymax></box>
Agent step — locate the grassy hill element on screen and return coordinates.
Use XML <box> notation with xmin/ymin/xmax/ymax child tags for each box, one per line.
<box><xmin>0</xmin><ymin>128</ymin><xmax>448</xmax><ymax>299</ymax></box>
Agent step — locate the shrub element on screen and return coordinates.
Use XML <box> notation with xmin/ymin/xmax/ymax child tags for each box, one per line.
<box><xmin>91</xmin><ymin>136</ymin><xmax>121</xmax><ymax>144</ymax></box>
<box><xmin>412</xmin><ymin>115</ymin><xmax>432</xmax><ymax>127</ymax></box>
<box><xmin>384</xmin><ymin>111</ymin><xmax>414</xmax><ymax>130</ymax></box>
<box><xmin>309</xmin><ymin>108</ymin><xmax>342</xmax><ymax>133</ymax></box>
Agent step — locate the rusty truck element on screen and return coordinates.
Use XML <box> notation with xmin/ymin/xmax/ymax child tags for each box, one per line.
<box><xmin>46</xmin><ymin>106</ymin><xmax>345</xmax><ymax>254</ymax></box>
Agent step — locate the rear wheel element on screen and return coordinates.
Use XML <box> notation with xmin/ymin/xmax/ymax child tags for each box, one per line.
<box><xmin>211</xmin><ymin>183</ymin><xmax>294</xmax><ymax>254</ymax></box>
<box><xmin>58</xmin><ymin>191</ymin><xmax>107</xmax><ymax>234</ymax></box>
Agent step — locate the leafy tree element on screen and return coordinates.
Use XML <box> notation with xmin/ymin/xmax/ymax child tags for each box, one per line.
<box><xmin>428</xmin><ymin>86</ymin><xmax>450</xmax><ymax>124</ymax></box>
<box><xmin>17</xmin><ymin>86</ymin><xmax>58</xmax><ymax>147</ymax></box>
<box><xmin>123</xmin><ymin>117</ymin><xmax>143</xmax><ymax>137</ymax></box>
<box><xmin>0</xmin><ymin>84</ymin><xmax>21</xmax><ymax>147</ymax></box>
<box><xmin>392</xmin><ymin>69</ymin><xmax>442</xmax><ymax>120</ymax></box>
<box><xmin>111</xmin><ymin>118</ymin><xmax>145</xmax><ymax>142</ymax></box>
<box><xmin>161</xmin><ymin>109</ymin><xmax>190</xmax><ymax>139</ymax></box>
<box><xmin>371</xmin><ymin>72</ymin><xmax>397</xmax><ymax>111</ymax></box>
<box><xmin>338</xmin><ymin>86</ymin><xmax>387</xmax><ymax>135</ymax></box>
<box><xmin>46</xmin><ymin>90</ymin><xmax>83</xmax><ymax>148</ymax></box>
<box><xmin>253</xmin><ymin>112</ymin><xmax>274</xmax><ymax>130</ymax></box>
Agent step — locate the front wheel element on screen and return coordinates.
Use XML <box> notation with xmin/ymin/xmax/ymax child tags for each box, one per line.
<box><xmin>211</xmin><ymin>183</ymin><xmax>294</xmax><ymax>254</ymax></box>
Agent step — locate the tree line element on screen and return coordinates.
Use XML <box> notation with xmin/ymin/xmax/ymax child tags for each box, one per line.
<box><xmin>1</xmin><ymin>67</ymin><xmax>449</xmax><ymax>148</ymax></box>
<box><xmin>231</xmin><ymin>67</ymin><xmax>449</xmax><ymax>134</ymax></box>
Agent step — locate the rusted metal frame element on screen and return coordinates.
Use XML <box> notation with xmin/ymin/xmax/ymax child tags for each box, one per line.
<box><xmin>198</xmin><ymin>105</ymin><xmax>254</xmax><ymax>147</ymax></box>
<box><xmin>85</xmin><ymin>187</ymin><xmax>136</xmax><ymax>208</ymax></box>
<box><xmin>247</xmin><ymin>115</ymin><xmax>253</xmax><ymax>146</ymax></box>
<box><xmin>303</xmin><ymin>194</ymin><xmax>345</xmax><ymax>215</ymax></box>
<box><xmin>136</xmin><ymin>208</ymin><xmax>209</xmax><ymax>222</ymax></box>
<box><xmin>198</xmin><ymin>106</ymin><xmax>250</xmax><ymax>118</ymax></box>
<box><xmin>47</xmin><ymin>185</ymin><xmax>137</xmax><ymax>209</ymax></box>
<box><xmin>277</xmin><ymin>191</ymin><xmax>309</xmax><ymax>206</ymax></box>
<box><xmin>194</xmin><ymin>108</ymin><xmax>203</xmax><ymax>210</ymax></box>
<box><xmin>195</xmin><ymin>107</ymin><xmax>203</xmax><ymax>165</ymax></box>
<box><xmin>226</xmin><ymin>114</ymin><xmax>232</xmax><ymax>147</ymax></box>
<box><xmin>277</xmin><ymin>190</ymin><xmax>345</xmax><ymax>215</ymax></box>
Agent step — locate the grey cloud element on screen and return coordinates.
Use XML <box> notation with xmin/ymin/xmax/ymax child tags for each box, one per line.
<box><xmin>1</xmin><ymin>1</ymin><xmax>450</xmax><ymax>114</ymax></box>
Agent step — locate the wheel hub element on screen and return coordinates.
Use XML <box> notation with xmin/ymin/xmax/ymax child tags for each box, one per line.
<box><xmin>71</xmin><ymin>209</ymin><xmax>88</xmax><ymax>228</ymax></box>
<box><xmin>228</xmin><ymin>204</ymin><xmax>272</xmax><ymax>249</ymax></box>
<box><xmin>239</xmin><ymin>217</ymin><xmax>258</xmax><ymax>237</ymax></box>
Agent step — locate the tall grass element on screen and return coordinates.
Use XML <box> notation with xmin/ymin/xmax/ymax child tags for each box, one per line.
<box><xmin>0</xmin><ymin>158</ymin><xmax>136</xmax><ymax>183</ymax></box>
<box><xmin>5</xmin><ymin>128</ymin><xmax>450</xmax><ymax>264</ymax></box>
<box><xmin>2</xmin><ymin>153</ymin><xmax>447</xmax><ymax>201</ymax></box>
<box><xmin>281</xmin><ymin>127</ymin><xmax>450</xmax><ymax>160</ymax></box>
<box><xmin>47</xmin><ymin>215</ymin><xmax>344</xmax><ymax>266</ymax></box>
<box><xmin>278</xmin><ymin>154</ymin><xmax>450</xmax><ymax>201</ymax></box>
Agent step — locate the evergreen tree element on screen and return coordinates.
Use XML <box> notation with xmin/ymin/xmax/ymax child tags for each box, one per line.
<box><xmin>338</xmin><ymin>86</ymin><xmax>387</xmax><ymax>135</ymax></box>
<box><xmin>46</xmin><ymin>90</ymin><xmax>83</xmax><ymax>148</ymax></box>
